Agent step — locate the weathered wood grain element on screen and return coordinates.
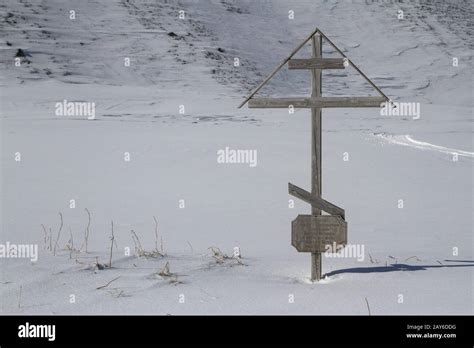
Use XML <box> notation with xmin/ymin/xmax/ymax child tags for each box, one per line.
<box><xmin>288</xmin><ymin>183</ymin><xmax>345</xmax><ymax>219</ymax></box>
<box><xmin>310</xmin><ymin>34</ymin><xmax>323</xmax><ymax>281</ymax></box>
<box><xmin>291</xmin><ymin>215</ymin><xmax>348</xmax><ymax>253</ymax></box>
<box><xmin>288</xmin><ymin>58</ymin><xmax>345</xmax><ymax>69</ymax></box>
<box><xmin>248</xmin><ymin>96</ymin><xmax>386</xmax><ymax>108</ymax></box>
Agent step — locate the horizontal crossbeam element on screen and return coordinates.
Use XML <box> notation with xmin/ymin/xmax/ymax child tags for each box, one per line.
<box><xmin>249</xmin><ymin>97</ymin><xmax>386</xmax><ymax>108</ymax></box>
<box><xmin>288</xmin><ymin>58</ymin><xmax>345</xmax><ymax>69</ymax></box>
<box><xmin>288</xmin><ymin>183</ymin><xmax>345</xmax><ymax>219</ymax></box>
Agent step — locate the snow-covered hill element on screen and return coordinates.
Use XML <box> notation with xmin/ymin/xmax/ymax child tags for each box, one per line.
<box><xmin>0</xmin><ymin>0</ymin><xmax>472</xmax><ymax>314</ymax></box>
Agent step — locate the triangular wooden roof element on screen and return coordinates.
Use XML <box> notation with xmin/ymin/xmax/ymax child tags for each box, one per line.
<box><xmin>238</xmin><ymin>28</ymin><xmax>391</xmax><ymax>108</ymax></box>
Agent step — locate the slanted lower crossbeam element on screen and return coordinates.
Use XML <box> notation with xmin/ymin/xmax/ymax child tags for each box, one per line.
<box><xmin>288</xmin><ymin>183</ymin><xmax>345</xmax><ymax>219</ymax></box>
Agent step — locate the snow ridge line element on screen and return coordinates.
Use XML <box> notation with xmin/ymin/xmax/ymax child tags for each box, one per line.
<box><xmin>374</xmin><ymin>133</ymin><xmax>474</xmax><ymax>158</ymax></box>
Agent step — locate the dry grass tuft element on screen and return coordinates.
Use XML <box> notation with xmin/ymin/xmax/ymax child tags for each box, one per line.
<box><xmin>130</xmin><ymin>226</ymin><xmax>163</xmax><ymax>258</ymax></box>
<box><xmin>208</xmin><ymin>246</ymin><xmax>245</xmax><ymax>266</ymax></box>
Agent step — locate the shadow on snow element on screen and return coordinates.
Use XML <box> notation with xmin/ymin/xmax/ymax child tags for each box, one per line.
<box><xmin>325</xmin><ymin>261</ymin><xmax>474</xmax><ymax>277</ymax></box>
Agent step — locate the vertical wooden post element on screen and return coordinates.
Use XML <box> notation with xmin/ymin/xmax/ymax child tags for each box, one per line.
<box><xmin>310</xmin><ymin>34</ymin><xmax>323</xmax><ymax>281</ymax></box>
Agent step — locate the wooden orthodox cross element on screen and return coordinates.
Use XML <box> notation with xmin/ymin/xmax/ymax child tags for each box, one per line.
<box><xmin>239</xmin><ymin>28</ymin><xmax>391</xmax><ymax>281</ymax></box>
